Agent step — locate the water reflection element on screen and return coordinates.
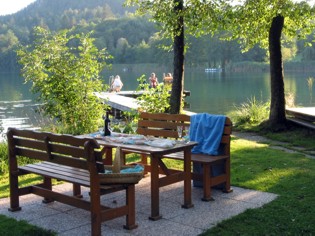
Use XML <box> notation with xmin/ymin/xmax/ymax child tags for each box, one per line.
<box><xmin>1</xmin><ymin>67</ymin><xmax>315</xmax><ymax>139</ymax></box>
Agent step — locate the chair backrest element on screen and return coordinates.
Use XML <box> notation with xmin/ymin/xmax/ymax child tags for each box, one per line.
<box><xmin>137</xmin><ymin>112</ymin><xmax>232</xmax><ymax>155</ymax></box>
<box><xmin>137</xmin><ymin>112</ymin><xmax>190</xmax><ymax>138</ymax></box>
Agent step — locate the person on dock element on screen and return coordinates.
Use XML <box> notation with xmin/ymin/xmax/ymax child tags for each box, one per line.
<box><xmin>111</xmin><ymin>75</ymin><xmax>124</xmax><ymax>92</ymax></box>
<box><xmin>149</xmin><ymin>72</ymin><xmax>158</xmax><ymax>88</ymax></box>
<box><xmin>163</xmin><ymin>73</ymin><xmax>173</xmax><ymax>84</ymax></box>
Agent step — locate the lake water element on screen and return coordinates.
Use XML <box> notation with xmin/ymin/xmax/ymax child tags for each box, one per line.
<box><xmin>1</xmin><ymin>66</ymin><xmax>315</xmax><ymax>138</ymax></box>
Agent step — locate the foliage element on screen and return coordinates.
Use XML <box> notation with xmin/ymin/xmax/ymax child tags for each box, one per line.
<box><xmin>0</xmin><ymin>120</ymin><xmax>3</xmax><ymax>140</ymax></box>
<box><xmin>124</xmin><ymin>0</ymin><xmax>229</xmax><ymax>41</ymax></box>
<box><xmin>228</xmin><ymin>96</ymin><xmax>270</xmax><ymax>128</ymax></box>
<box><xmin>0</xmin><ymin>142</ymin><xmax>7</xmax><ymax>174</ymax></box>
<box><xmin>2</xmin><ymin>0</ymin><xmax>315</xmax><ymax>71</ymax></box>
<box><xmin>219</xmin><ymin>0</ymin><xmax>315</xmax><ymax>127</ymax></box>
<box><xmin>17</xmin><ymin>27</ymin><xmax>112</xmax><ymax>135</ymax></box>
<box><xmin>135</xmin><ymin>75</ymin><xmax>170</xmax><ymax>113</ymax></box>
<box><xmin>226</xmin><ymin>0</ymin><xmax>315</xmax><ymax>52</ymax></box>
<box><xmin>124</xmin><ymin>0</ymin><xmax>230</xmax><ymax>113</ymax></box>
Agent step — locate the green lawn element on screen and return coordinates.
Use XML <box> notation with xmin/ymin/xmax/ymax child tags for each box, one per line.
<box><xmin>202</xmin><ymin>135</ymin><xmax>315</xmax><ymax>235</ymax></box>
<box><xmin>0</xmin><ymin>129</ymin><xmax>314</xmax><ymax>235</ymax></box>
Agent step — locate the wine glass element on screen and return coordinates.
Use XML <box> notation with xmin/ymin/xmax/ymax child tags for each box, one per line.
<box><xmin>119</xmin><ymin>121</ymin><xmax>125</xmax><ymax>133</ymax></box>
<box><xmin>98</xmin><ymin>127</ymin><xmax>104</xmax><ymax>136</ymax></box>
<box><xmin>184</xmin><ymin>126</ymin><xmax>190</xmax><ymax>143</ymax></box>
<box><xmin>177</xmin><ymin>125</ymin><xmax>183</xmax><ymax>141</ymax></box>
<box><xmin>130</xmin><ymin>122</ymin><xmax>137</xmax><ymax>134</ymax></box>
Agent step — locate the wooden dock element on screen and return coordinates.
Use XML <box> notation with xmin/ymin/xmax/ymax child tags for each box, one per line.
<box><xmin>95</xmin><ymin>92</ymin><xmax>139</xmax><ymax>112</ymax></box>
<box><xmin>94</xmin><ymin>91</ymin><xmax>195</xmax><ymax>117</ymax></box>
<box><xmin>115</xmin><ymin>90</ymin><xmax>191</xmax><ymax>98</ymax></box>
<box><xmin>285</xmin><ymin>107</ymin><xmax>315</xmax><ymax>130</ymax></box>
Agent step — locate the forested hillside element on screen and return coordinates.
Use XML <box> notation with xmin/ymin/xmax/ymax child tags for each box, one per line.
<box><xmin>1</xmin><ymin>0</ymin><xmax>315</xmax><ymax>72</ymax></box>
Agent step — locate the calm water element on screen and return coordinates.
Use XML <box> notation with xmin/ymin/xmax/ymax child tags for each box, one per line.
<box><xmin>1</xmin><ymin>66</ymin><xmax>315</xmax><ymax>137</ymax></box>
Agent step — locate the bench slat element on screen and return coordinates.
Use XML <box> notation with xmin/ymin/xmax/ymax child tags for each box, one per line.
<box><xmin>19</xmin><ymin>164</ymin><xmax>90</xmax><ymax>186</ymax></box>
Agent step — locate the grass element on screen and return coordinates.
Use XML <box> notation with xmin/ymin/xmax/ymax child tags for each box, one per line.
<box><xmin>0</xmin><ymin>128</ymin><xmax>315</xmax><ymax>235</ymax></box>
<box><xmin>0</xmin><ymin>215</ymin><xmax>56</xmax><ymax>236</ymax></box>
<box><xmin>201</xmin><ymin>136</ymin><xmax>315</xmax><ymax>235</ymax></box>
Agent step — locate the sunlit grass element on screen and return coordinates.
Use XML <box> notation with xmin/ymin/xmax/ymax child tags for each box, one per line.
<box><xmin>201</xmin><ymin>137</ymin><xmax>315</xmax><ymax>235</ymax></box>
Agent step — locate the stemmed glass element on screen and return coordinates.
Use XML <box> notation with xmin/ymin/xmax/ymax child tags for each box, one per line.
<box><xmin>119</xmin><ymin>121</ymin><xmax>126</xmax><ymax>133</ymax></box>
<box><xmin>130</xmin><ymin>122</ymin><xmax>137</xmax><ymax>134</ymax></box>
<box><xmin>98</xmin><ymin>127</ymin><xmax>104</xmax><ymax>136</ymax></box>
<box><xmin>177</xmin><ymin>125</ymin><xmax>183</xmax><ymax>141</ymax></box>
<box><xmin>184</xmin><ymin>126</ymin><xmax>190</xmax><ymax>143</ymax></box>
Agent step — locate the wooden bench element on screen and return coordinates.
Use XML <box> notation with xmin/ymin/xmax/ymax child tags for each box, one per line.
<box><xmin>133</xmin><ymin>112</ymin><xmax>233</xmax><ymax>201</ymax></box>
<box><xmin>7</xmin><ymin>128</ymin><xmax>137</xmax><ymax>236</ymax></box>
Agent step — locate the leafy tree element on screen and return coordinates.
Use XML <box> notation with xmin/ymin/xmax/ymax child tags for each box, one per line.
<box><xmin>17</xmin><ymin>27</ymin><xmax>112</xmax><ymax>134</ymax></box>
<box><xmin>224</xmin><ymin>0</ymin><xmax>315</xmax><ymax>129</ymax></box>
<box><xmin>0</xmin><ymin>30</ymin><xmax>19</xmax><ymax>53</ymax></box>
<box><xmin>125</xmin><ymin>0</ymin><xmax>229</xmax><ymax>114</ymax></box>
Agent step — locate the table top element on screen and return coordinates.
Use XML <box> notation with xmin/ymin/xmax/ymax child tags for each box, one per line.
<box><xmin>82</xmin><ymin>133</ymin><xmax>197</xmax><ymax>155</ymax></box>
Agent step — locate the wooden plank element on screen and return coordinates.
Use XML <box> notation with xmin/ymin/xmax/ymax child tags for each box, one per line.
<box><xmin>286</xmin><ymin>107</ymin><xmax>315</xmax><ymax>122</ymax></box>
<box><xmin>95</xmin><ymin>92</ymin><xmax>139</xmax><ymax>111</ymax></box>
<box><xmin>287</xmin><ymin>117</ymin><xmax>315</xmax><ymax>130</ymax></box>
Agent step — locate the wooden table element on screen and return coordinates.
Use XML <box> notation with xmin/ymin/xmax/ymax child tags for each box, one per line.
<box><xmin>91</xmin><ymin>135</ymin><xmax>197</xmax><ymax>220</ymax></box>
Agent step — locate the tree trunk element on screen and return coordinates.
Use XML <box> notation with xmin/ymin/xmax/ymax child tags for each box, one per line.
<box><xmin>268</xmin><ymin>15</ymin><xmax>287</xmax><ymax>129</ymax></box>
<box><xmin>170</xmin><ymin>0</ymin><xmax>184</xmax><ymax>114</ymax></box>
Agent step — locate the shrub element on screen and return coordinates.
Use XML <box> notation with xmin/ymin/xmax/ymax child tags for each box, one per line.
<box><xmin>229</xmin><ymin>96</ymin><xmax>270</xmax><ymax>128</ymax></box>
<box><xmin>17</xmin><ymin>27</ymin><xmax>112</xmax><ymax>135</ymax></box>
<box><xmin>135</xmin><ymin>75</ymin><xmax>170</xmax><ymax>113</ymax></box>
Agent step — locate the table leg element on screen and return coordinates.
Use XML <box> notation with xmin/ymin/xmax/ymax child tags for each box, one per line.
<box><xmin>149</xmin><ymin>154</ymin><xmax>162</xmax><ymax>220</ymax></box>
<box><xmin>182</xmin><ymin>149</ymin><xmax>194</xmax><ymax>209</ymax></box>
<box><xmin>102</xmin><ymin>147</ymin><xmax>112</xmax><ymax>165</ymax></box>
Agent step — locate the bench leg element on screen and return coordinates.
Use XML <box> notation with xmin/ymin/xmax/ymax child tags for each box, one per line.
<box><xmin>202</xmin><ymin>163</ymin><xmax>214</xmax><ymax>202</ymax></box>
<box><xmin>123</xmin><ymin>185</ymin><xmax>137</xmax><ymax>230</ymax></box>
<box><xmin>90</xmin><ymin>188</ymin><xmax>102</xmax><ymax>236</ymax></box>
<box><xmin>42</xmin><ymin>177</ymin><xmax>54</xmax><ymax>203</ymax></box>
<box><xmin>73</xmin><ymin>183</ymin><xmax>83</xmax><ymax>198</ymax></box>
<box><xmin>8</xmin><ymin>172</ymin><xmax>21</xmax><ymax>211</ymax></box>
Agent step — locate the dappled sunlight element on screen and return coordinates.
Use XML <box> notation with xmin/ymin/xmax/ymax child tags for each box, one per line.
<box><xmin>230</xmin><ymin>135</ymin><xmax>314</xmax><ymax>196</ymax></box>
<box><xmin>231</xmin><ymin>137</ymin><xmax>270</xmax><ymax>150</ymax></box>
<box><xmin>241</xmin><ymin>168</ymin><xmax>297</xmax><ymax>192</ymax></box>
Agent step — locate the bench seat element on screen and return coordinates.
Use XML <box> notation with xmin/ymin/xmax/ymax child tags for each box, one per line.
<box><xmin>19</xmin><ymin>161</ymin><xmax>126</xmax><ymax>193</ymax></box>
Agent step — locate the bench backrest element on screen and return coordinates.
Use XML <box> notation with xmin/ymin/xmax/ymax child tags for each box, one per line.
<box><xmin>7</xmin><ymin>128</ymin><xmax>103</xmax><ymax>171</ymax></box>
<box><xmin>137</xmin><ymin>112</ymin><xmax>232</xmax><ymax>155</ymax></box>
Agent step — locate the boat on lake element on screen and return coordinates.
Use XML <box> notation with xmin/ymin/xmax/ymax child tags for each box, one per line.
<box><xmin>205</xmin><ymin>68</ymin><xmax>222</xmax><ymax>72</ymax></box>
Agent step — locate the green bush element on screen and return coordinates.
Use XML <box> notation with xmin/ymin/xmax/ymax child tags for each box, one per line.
<box><xmin>135</xmin><ymin>75</ymin><xmax>170</xmax><ymax>113</ymax></box>
<box><xmin>0</xmin><ymin>142</ymin><xmax>8</xmax><ymax>174</ymax></box>
<box><xmin>17</xmin><ymin>27</ymin><xmax>112</xmax><ymax>135</ymax></box>
<box><xmin>228</xmin><ymin>96</ymin><xmax>270</xmax><ymax>128</ymax></box>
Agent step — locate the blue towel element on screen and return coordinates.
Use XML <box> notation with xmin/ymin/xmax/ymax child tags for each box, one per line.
<box><xmin>189</xmin><ymin>113</ymin><xmax>226</xmax><ymax>155</ymax></box>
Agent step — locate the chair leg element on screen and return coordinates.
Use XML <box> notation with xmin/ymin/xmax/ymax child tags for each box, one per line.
<box><xmin>222</xmin><ymin>159</ymin><xmax>233</xmax><ymax>193</ymax></box>
<box><xmin>202</xmin><ymin>163</ymin><xmax>214</xmax><ymax>201</ymax></box>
